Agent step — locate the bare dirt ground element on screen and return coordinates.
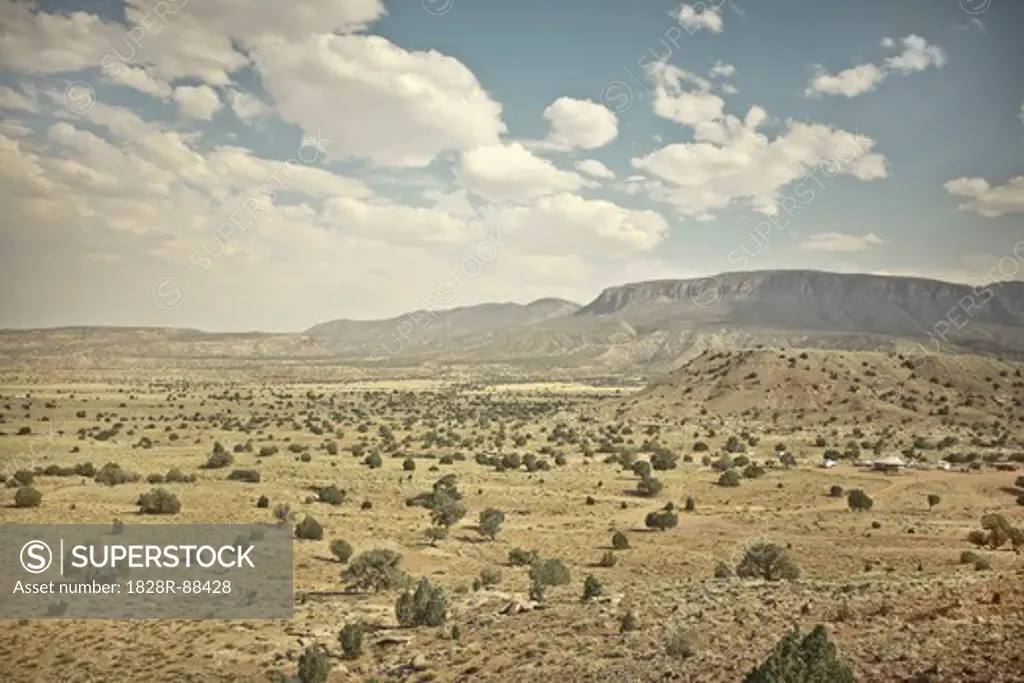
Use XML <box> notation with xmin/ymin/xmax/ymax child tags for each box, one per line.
<box><xmin>0</xmin><ymin>364</ymin><xmax>1022</xmax><ymax>682</ymax></box>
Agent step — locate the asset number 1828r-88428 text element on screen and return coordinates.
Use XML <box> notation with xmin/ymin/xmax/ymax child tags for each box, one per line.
<box><xmin>125</xmin><ymin>580</ymin><xmax>231</xmax><ymax>594</ymax></box>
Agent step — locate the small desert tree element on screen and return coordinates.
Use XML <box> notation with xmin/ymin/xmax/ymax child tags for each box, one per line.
<box><xmin>295</xmin><ymin>516</ymin><xmax>323</xmax><ymax>540</ymax></box>
<box><xmin>927</xmin><ymin>493</ymin><xmax>940</xmax><ymax>510</ymax></box>
<box><xmin>582</xmin><ymin>574</ymin><xmax>603</xmax><ymax>601</ymax></box>
<box><xmin>136</xmin><ymin>488</ymin><xmax>180</xmax><ymax>515</ymax></box>
<box><xmin>718</xmin><ymin>470</ymin><xmax>741</xmax><ymax>487</ymax></box>
<box><xmin>345</xmin><ymin>549</ymin><xmax>408</xmax><ymax>593</ymax></box>
<box><xmin>528</xmin><ymin>557</ymin><xmax>571</xmax><ymax>601</ymax></box>
<box><xmin>330</xmin><ymin>539</ymin><xmax>353</xmax><ymax>563</ymax></box>
<box><xmin>736</xmin><ymin>543</ymin><xmax>800</xmax><ymax>581</ymax></box>
<box><xmin>744</xmin><ymin>624</ymin><xmax>857</xmax><ymax>683</ymax></box>
<box><xmin>846</xmin><ymin>489</ymin><xmax>874</xmax><ymax>512</ymax></box>
<box><xmin>318</xmin><ymin>485</ymin><xmax>345</xmax><ymax>506</ymax></box>
<box><xmin>296</xmin><ymin>644</ymin><xmax>331</xmax><ymax>683</ymax></box>
<box><xmin>478</xmin><ymin>508</ymin><xmax>505</xmax><ymax>540</ymax></box>
<box><xmin>339</xmin><ymin>623</ymin><xmax>363</xmax><ymax>660</ymax></box>
<box><xmin>430</xmin><ymin>493</ymin><xmax>467</xmax><ymax>532</ymax></box>
<box><xmin>14</xmin><ymin>486</ymin><xmax>42</xmax><ymax>508</ymax></box>
<box><xmin>645</xmin><ymin>503</ymin><xmax>679</xmax><ymax>531</ymax></box>
<box><xmin>395</xmin><ymin>577</ymin><xmax>446</xmax><ymax>627</ymax></box>
<box><xmin>637</xmin><ymin>474</ymin><xmax>663</xmax><ymax>496</ymax></box>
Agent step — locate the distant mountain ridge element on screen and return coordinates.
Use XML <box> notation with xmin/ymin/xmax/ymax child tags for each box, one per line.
<box><xmin>2</xmin><ymin>270</ymin><xmax>1022</xmax><ymax>373</ymax></box>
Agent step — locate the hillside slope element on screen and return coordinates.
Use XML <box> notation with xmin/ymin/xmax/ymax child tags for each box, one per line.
<box><xmin>1</xmin><ymin>271</ymin><xmax>1021</xmax><ymax>374</ymax></box>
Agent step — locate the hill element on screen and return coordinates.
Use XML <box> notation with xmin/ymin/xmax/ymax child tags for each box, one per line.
<box><xmin>1</xmin><ymin>270</ymin><xmax>1022</xmax><ymax>375</ymax></box>
<box><xmin>612</xmin><ymin>347</ymin><xmax>1024</xmax><ymax>432</ymax></box>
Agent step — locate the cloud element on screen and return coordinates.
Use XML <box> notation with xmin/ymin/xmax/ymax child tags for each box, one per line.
<box><xmin>0</xmin><ymin>85</ymin><xmax>39</xmax><ymax>113</ymax></box>
<box><xmin>0</xmin><ymin>94</ymin><xmax>673</xmax><ymax>329</ymax></box>
<box><xmin>650</xmin><ymin>65</ymin><xmax>725</xmax><ymax>126</ymax></box>
<box><xmin>479</xmin><ymin>193</ymin><xmax>669</xmax><ymax>254</ymax></box>
<box><xmin>709</xmin><ymin>61</ymin><xmax>735</xmax><ymax>78</ymax></box>
<box><xmin>251</xmin><ymin>34</ymin><xmax>506</xmax><ymax>167</ymax></box>
<box><xmin>575</xmin><ymin>159</ymin><xmax>616</xmax><ymax>180</ymax></box>
<box><xmin>539</xmin><ymin>97</ymin><xmax>618</xmax><ymax>150</ymax></box>
<box><xmin>632</xmin><ymin>64</ymin><xmax>887</xmax><ymax>218</ymax></box>
<box><xmin>672</xmin><ymin>3</ymin><xmax>725</xmax><ymax>34</ymax></box>
<box><xmin>225</xmin><ymin>89</ymin><xmax>271</xmax><ymax>123</ymax></box>
<box><xmin>800</xmin><ymin>232</ymin><xmax>886</xmax><ymax>252</ymax></box>
<box><xmin>944</xmin><ymin>176</ymin><xmax>1024</xmax><ymax>217</ymax></box>
<box><xmin>883</xmin><ymin>34</ymin><xmax>946</xmax><ymax>74</ymax></box>
<box><xmin>172</xmin><ymin>85</ymin><xmax>222</xmax><ymax>120</ymax></box>
<box><xmin>806</xmin><ymin>34</ymin><xmax>944</xmax><ymax>98</ymax></box>
<box><xmin>805</xmin><ymin>64</ymin><xmax>887</xmax><ymax>98</ymax></box>
<box><xmin>456</xmin><ymin>142</ymin><xmax>593</xmax><ymax>203</ymax></box>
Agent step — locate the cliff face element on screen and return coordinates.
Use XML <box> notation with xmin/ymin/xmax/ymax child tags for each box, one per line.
<box><xmin>2</xmin><ymin>271</ymin><xmax>1022</xmax><ymax>372</ymax></box>
<box><xmin>575</xmin><ymin>270</ymin><xmax>1023</xmax><ymax>339</ymax></box>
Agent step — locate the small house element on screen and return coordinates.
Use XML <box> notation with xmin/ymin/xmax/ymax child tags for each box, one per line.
<box><xmin>872</xmin><ymin>455</ymin><xmax>905</xmax><ymax>473</ymax></box>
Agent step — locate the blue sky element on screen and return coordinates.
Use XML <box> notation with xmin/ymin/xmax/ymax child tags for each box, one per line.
<box><xmin>0</xmin><ymin>0</ymin><xmax>1021</xmax><ymax>331</ymax></box>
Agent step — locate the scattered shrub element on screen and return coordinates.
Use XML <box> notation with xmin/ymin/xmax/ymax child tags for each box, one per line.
<box><xmin>611</xmin><ymin>531</ymin><xmax>629</xmax><ymax>550</ymax></box>
<box><xmin>718</xmin><ymin>470</ymin><xmax>741</xmax><ymax>487</ymax></box>
<box><xmin>339</xmin><ymin>622</ymin><xmax>363</xmax><ymax>660</ymax></box>
<box><xmin>743</xmin><ymin>463</ymin><xmax>766</xmax><ymax>479</ymax></box>
<box><xmin>736</xmin><ymin>543</ymin><xmax>800</xmax><ymax>581</ymax></box>
<box><xmin>478</xmin><ymin>567</ymin><xmax>502</xmax><ymax>588</ymax></box>
<box><xmin>478</xmin><ymin>508</ymin><xmax>505</xmax><ymax>540</ymax></box>
<box><xmin>330</xmin><ymin>539</ymin><xmax>353</xmax><ymax>563</ymax></box>
<box><xmin>164</xmin><ymin>468</ymin><xmax>193</xmax><ymax>483</ymax></box>
<box><xmin>295</xmin><ymin>516</ymin><xmax>323</xmax><ymax>541</ymax></box>
<box><xmin>203</xmin><ymin>451</ymin><xmax>233</xmax><ymax>470</ymax></box>
<box><xmin>395</xmin><ymin>577</ymin><xmax>446</xmax><ymax>627</ymax></box>
<box><xmin>508</xmin><ymin>547</ymin><xmax>538</xmax><ymax>566</ymax></box>
<box><xmin>227</xmin><ymin>469</ymin><xmax>260</xmax><ymax>483</ymax></box>
<box><xmin>345</xmin><ymin>549</ymin><xmax>408</xmax><ymax>593</ymax></box>
<box><xmin>528</xmin><ymin>557</ymin><xmax>571</xmax><ymax>600</ymax></box>
<box><xmin>296</xmin><ymin>644</ymin><xmax>331</xmax><ymax>683</ymax></box>
<box><xmin>847</xmin><ymin>489</ymin><xmax>874</xmax><ymax>512</ymax></box>
<box><xmin>136</xmin><ymin>488</ymin><xmax>181</xmax><ymax>515</ymax></box>
<box><xmin>645</xmin><ymin>504</ymin><xmax>679</xmax><ymax>531</ymax></box>
<box><xmin>317</xmin><ymin>485</ymin><xmax>345</xmax><ymax>506</ymax></box>
<box><xmin>14</xmin><ymin>486</ymin><xmax>42</xmax><ymax>508</ymax></box>
<box><xmin>582</xmin><ymin>574</ymin><xmax>603</xmax><ymax>601</ymax></box>
<box><xmin>743</xmin><ymin>625</ymin><xmax>856</xmax><ymax>683</ymax></box>
<box><xmin>95</xmin><ymin>462</ymin><xmax>136</xmax><ymax>486</ymax></box>
<box><xmin>619</xmin><ymin>610</ymin><xmax>639</xmax><ymax>633</ymax></box>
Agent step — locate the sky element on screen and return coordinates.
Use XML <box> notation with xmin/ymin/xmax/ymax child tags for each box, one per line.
<box><xmin>0</xmin><ymin>0</ymin><xmax>1022</xmax><ymax>332</ymax></box>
